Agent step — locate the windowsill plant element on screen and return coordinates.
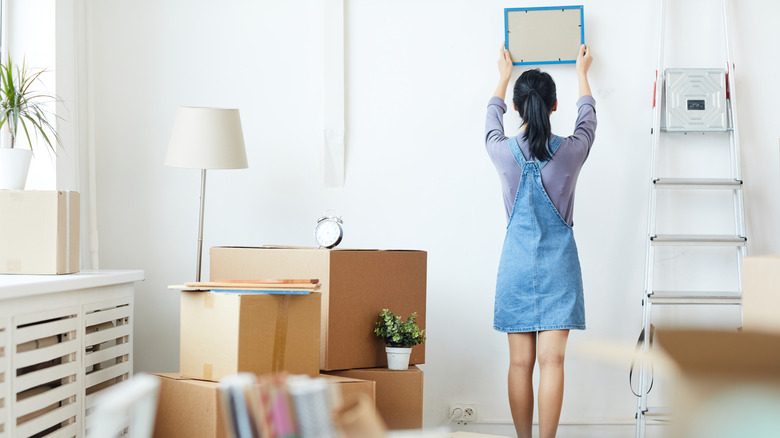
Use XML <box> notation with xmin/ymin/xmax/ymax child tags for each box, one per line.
<box><xmin>0</xmin><ymin>56</ymin><xmax>61</xmax><ymax>189</ymax></box>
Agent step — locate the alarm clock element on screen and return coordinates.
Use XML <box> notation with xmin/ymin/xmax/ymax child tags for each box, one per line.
<box><xmin>314</xmin><ymin>209</ymin><xmax>343</xmax><ymax>249</ymax></box>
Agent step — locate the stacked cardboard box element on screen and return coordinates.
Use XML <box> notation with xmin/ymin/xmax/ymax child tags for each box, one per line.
<box><xmin>179</xmin><ymin>291</ymin><xmax>322</xmax><ymax>380</ymax></box>
<box><xmin>209</xmin><ymin>246</ymin><xmax>428</xmax><ymax>430</ymax></box>
<box><xmin>325</xmin><ymin>366</ymin><xmax>424</xmax><ymax>430</ymax></box>
<box><xmin>153</xmin><ymin>289</ymin><xmax>381</xmax><ymax>437</ymax></box>
<box><xmin>153</xmin><ymin>246</ymin><xmax>427</xmax><ymax>436</ymax></box>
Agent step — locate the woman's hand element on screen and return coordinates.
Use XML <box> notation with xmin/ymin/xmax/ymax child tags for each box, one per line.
<box><xmin>494</xmin><ymin>43</ymin><xmax>514</xmax><ymax>100</ymax></box>
<box><xmin>576</xmin><ymin>44</ymin><xmax>593</xmax><ymax>98</ymax></box>
<box><xmin>498</xmin><ymin>43</ymin><xmax>513</xmax><ymax>81</ymax></box>
<box><xmin>576</xmin><ymin>44</ymin><xmax>592</xmax><ymax>76</ymax></box>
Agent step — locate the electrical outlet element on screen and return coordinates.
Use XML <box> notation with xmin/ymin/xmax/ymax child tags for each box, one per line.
<box><xmin>449</xmin><ymin>404</ymin><xmax>478</xmax><ymax>424</ymax></box>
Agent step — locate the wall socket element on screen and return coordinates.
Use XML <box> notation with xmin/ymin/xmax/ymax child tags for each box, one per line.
<box><xmin>449</xmin><ymin>404</ymin><xmax>478</xmax><ymax>424</ymax></box>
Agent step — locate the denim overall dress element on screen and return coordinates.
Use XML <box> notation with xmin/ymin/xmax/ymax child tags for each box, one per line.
<box><xmin>493</xmin><ymin>136</ymin><xmax>586</xmax><ymax>333</ymax></box>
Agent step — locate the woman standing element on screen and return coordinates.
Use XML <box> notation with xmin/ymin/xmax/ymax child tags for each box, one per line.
<box><xmin>485</xmin><ymin>44</ymin><xmax>595</xmax><ymax>438</ymax></box>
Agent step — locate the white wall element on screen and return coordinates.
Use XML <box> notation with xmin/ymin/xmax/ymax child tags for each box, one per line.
<box><xmin>78</xmin><ymin>0</ymin><xmax>780</xmax><ymax>435</ymax></box>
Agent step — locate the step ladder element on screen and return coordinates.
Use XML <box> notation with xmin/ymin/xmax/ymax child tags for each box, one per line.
<box><xmin>634</xmin><ymin>0</ymin><xmax>747</xmax><ymax>437</ymax></box>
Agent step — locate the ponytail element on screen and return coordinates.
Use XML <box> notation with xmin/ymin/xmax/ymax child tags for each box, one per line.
<box><xmin>512</xmin><ymin>69</ymin><xmax>557</xmax><ymax>162</ymax></box>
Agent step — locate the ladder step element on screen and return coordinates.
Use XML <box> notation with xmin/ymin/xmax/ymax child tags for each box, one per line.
<box><xmin>643</xmin><ymin>406</ymin><xmax>672</xmax><ymax>421</ymax></box>
<box><xmin>650</xmin><ymin>234</ymin><xmax>746</xmax><ymax>246</ymax></box>
<box><xmin>653</xmin><ymin>178</ymin><xmax>742</xmax><ymax>189</ymax></box>
<box><xmin>647</xmin><ymin>291</ymin><xmax>741</xmax><ymax>305</ymax></box>
<box><xmin>659</xmin><ymin>126</ymin><xmax>734</xmax><ymax>133</ymax></box>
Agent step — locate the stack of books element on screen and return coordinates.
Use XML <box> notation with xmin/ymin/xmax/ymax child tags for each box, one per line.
<box><xmin>217</xmin><ymin>373</ymin><xmax>386</xmax><ymax>438</ymax></box>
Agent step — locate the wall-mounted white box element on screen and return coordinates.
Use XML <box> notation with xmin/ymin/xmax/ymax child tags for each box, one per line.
<box><xmin>665</xmin><ymin>68</ymin><xmax>728</xmax><ymax>132</ymax></box>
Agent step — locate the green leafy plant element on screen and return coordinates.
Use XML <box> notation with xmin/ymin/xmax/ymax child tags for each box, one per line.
<box><xmin>374</xmin><ymin>308</ymin><xmax>426</xmax><ymax>348</ymax></box>
<box><xmin>0</xmin><ymin>56</ymin><xmax>61</xmax><ymax>153</ymax></box>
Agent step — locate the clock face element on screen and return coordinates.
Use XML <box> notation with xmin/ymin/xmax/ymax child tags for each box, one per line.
<box><xmin>315</xmin><ymin>219</ymin><xmax>342</xmax><ymax>248</ymax></box>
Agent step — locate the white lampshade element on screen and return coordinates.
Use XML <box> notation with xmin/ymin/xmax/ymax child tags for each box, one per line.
<box><xmin>165</xmin><ymin>107</ymin><xmax>248</xmax><ymax>169</ymax></box>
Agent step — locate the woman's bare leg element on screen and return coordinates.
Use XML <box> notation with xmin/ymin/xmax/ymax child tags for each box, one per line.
<box><xmin>537</xmin><ymin>329</ymin><xmax>569</xmax><ymax>438</ymax></box>
<box><xmin>507</xmin><ymin>332</ymin><xmax>537</xmax><ymax>438</ymax></box>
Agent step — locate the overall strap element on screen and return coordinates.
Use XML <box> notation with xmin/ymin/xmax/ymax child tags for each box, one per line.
<box><xmin>507</xmin><ymin>137</ymin><xmax>526</xmax><ymax>167</ymax></box>
<box><xmin>539</xmin><ymin>136</ymin><xmax>564</xmax><ymax>170</ymax></box>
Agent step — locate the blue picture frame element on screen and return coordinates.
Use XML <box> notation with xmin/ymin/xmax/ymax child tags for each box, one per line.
<box><xmin>504</xmin><ymin>5</ymin><xmax>585</xmax><ymax>65</ymax></box>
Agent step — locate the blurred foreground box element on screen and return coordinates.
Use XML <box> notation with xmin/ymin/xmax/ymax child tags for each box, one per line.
<box><xmin>742</xmin><ymin>255</ymin><xmax>780</xmax><ymax>333</ymax></box>
<box><xmin>657</xmin><ymin>329</ymin><xmax>780</xmax><ymax>438</ymax></box>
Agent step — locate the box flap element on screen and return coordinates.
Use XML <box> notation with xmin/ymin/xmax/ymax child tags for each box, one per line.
<box><xmin>152</xmin><ymin>372</ymin><xmax>221</xmax><ymax>387</ymax></box>
<box><xmin>152</xmin><ymin>372</ymin><xmax>188</xmax><ymax>381</ymax></box>
<box><xmin>658</xmin><ymin>329</ymin><xmax>780</xmax><ymax>377</ymax></box>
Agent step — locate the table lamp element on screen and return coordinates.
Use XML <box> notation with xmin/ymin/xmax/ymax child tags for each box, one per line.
<box><xmin>165</xmin><ymin>107</ymin><xmax>248</xmax><ymax>282</ymax></box>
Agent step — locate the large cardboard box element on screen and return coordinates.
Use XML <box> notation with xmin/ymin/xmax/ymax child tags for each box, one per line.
<box><xmin>326</xmin><ymin>366</ymin><xmax>423</xmax><ymax>430</ymax></box>
<box><xmin>180</xmin><ymin>291</ymin><xmax>321</xmax><ymax>381</ymax></box>
<box><xmin>152</xmin><ymin>373</ymin><xmax>375</xmax><ymax>438</ymax></box>
<box><xmin>742</xmin><ymin>255</ymin><xmax>780</xmax><ymax>333</ymax></box>
<box><xmin>657</xmin><ymin>329</ymin><xmax>780</xmax><ymax>438</ymax></box>
<box><xmin>210</xmin><ymin>246</ymin><xmax>427</xmax><ymax>371</ymax></box>
<box><xmin>0</xmin><ymin>190</ymin><xmax>79</xmax><ymax>274</ymax></box>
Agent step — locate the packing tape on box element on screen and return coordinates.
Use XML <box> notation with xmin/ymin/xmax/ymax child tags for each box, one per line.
<box><xmin>203</xmin><ymin>363</ymin><xmax>213</xmax><ymax>381</ymax></box>
<box><xmin>272</xmin><ymin>295</ymin><xmax>291</xmax><ymax>372</ymax></box>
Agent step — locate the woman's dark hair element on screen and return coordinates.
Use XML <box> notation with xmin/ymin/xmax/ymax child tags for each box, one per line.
<box><xmin>512</xmin><ymin>69</ymin><xmax>557</xmax><ymax>161</ymax></box>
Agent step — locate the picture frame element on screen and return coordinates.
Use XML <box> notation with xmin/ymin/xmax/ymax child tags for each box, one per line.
<box><xmin>504</xmin><ymin>6</ymin><xmax>585</xmax><ymax>65</ymax></box>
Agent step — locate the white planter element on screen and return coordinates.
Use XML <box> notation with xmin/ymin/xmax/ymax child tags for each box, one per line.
<box><xmin>386</xmin><ymin>346</ymin><xmax>412</xmax><ymax>370</ymax></box>
<box><xmin>0</xmin><ymin>148</ymin><xmax>32</xmax><ymax>190</ymax></box>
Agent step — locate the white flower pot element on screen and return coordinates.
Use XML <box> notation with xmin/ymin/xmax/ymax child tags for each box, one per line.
<box><xmin>0</xmin><ymin>148</ymin><xmax>32</xmax><ymax>190</ymax></box>
<box><xmin>386</xmin><ymin>346</ymin><xmax>412</xmax><ymax>370</ymax></box>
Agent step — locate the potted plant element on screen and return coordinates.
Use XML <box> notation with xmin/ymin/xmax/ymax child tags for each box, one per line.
<box><xmin>374</xmin><ymin>308</ymin><xmax>426</xmax><ymax>370</ymax></box>
<box><xmin>0</xmin><ymin>56</ymin><xmax>61</xmax><ymax>189</ymax></box>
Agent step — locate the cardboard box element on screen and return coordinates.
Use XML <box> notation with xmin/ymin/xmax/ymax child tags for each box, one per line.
<box><xmin>742</xmin><ymin>255</ymin><xmax>780</xmax><ymax>333</ymax></box>
<box><xmin>657</xmin><ymin>329</ymin><xmax>780</xmax><ymax>438</ymax></box>
<box><xmin>325</xmin><ymin>374</ymin><xmax>377</xmax><ymax>410</ymax></box>
<box><xmin>325</xmin><ymin>366</ymin><xmax>423</xmax><ymax>430</ymax></box>
<box><xmin>180</xmin><ymin>291</ymin><xmax>321</xmax><ymax>381</ymax></box>
<box><xmin>152</xmin><ymin>373</ymin><xmax>375</xmax><ymax>438</ymax></box>
<box><xmin>0</xmin><ymin>190</ymin><xmax>79</xmax><ymax>274</ymax></box>
<box><xmin>210</xmin><ymin>246</ymin><xmax>427</xmax><ymax>371</ymax></box>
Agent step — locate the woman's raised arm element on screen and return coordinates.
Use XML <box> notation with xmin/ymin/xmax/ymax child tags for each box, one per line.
<box><xmin>576</xmin><ymin>44</ymin><xmax>593</xmax><ymax>98</ymax></box>
<box><xmin>494</xmin><ymin>44</ymin><xmax>514</xmax><ymax>100</ymax></box>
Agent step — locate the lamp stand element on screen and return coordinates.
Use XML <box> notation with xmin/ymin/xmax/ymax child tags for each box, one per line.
<box><xmin>196</xmin><ymin>169</ymin><xmax>207</xmax><ymax>282</ymax></box>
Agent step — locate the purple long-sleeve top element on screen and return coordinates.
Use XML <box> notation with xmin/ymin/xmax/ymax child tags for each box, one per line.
<box><xmin>485</xmin><ymin>95</ymin><xmax>597</xmax><ymax>226</ymax></box>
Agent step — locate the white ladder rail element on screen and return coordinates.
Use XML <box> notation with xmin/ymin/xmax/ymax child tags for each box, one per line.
<box><xmin>636</xmin><ymin>0</ymin><xmax>668</xmax><ymax>434</ymax></box>
<box><xmin>722</xmin><ymin>0</ymin><xmax>748</xmax><ymax>302</ymax></box>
